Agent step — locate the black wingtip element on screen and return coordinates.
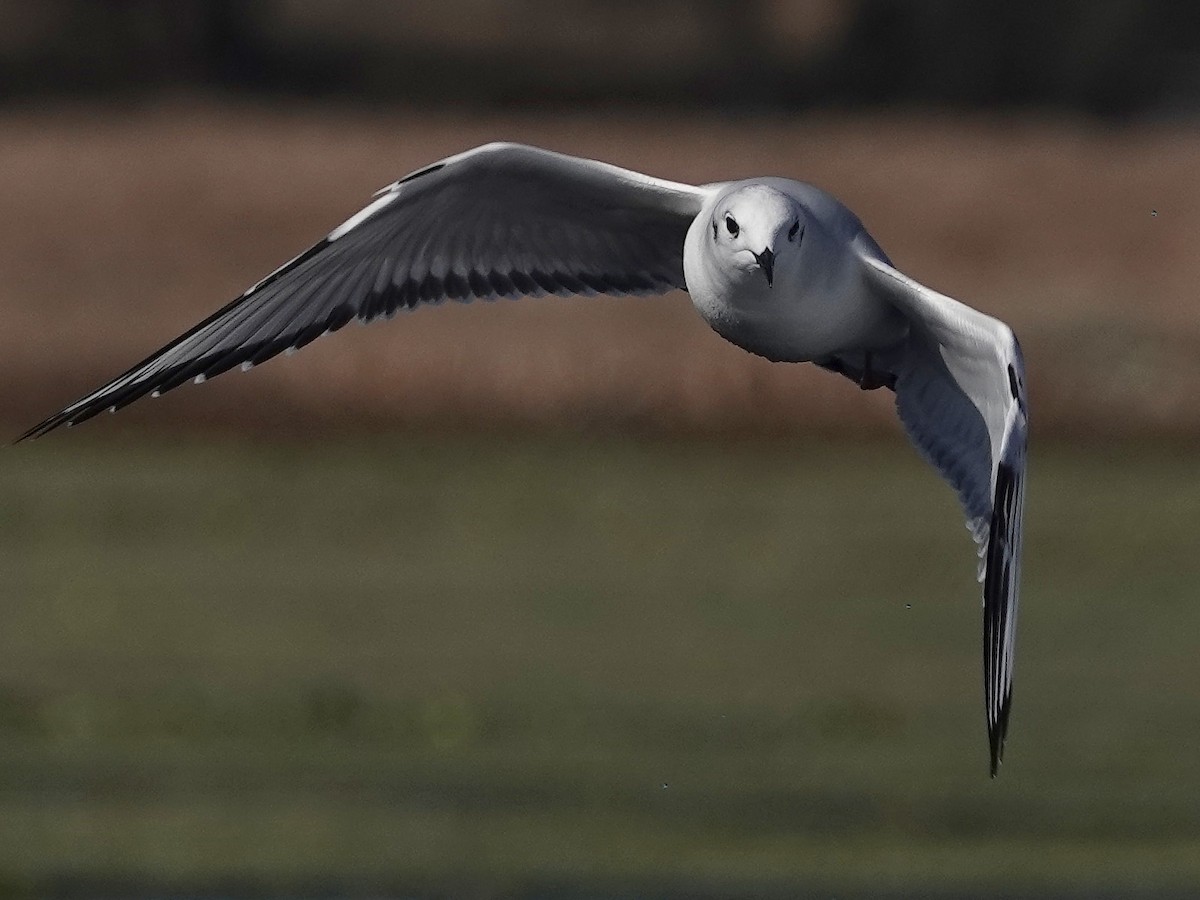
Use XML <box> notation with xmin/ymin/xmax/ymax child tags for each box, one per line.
<box><xmin>988</xmin><ymin>695</ymin><xmax>1011</xmax><ymax>778</ymax></box>
<box><xmin>14</xmin><ymin>415</ymin><xmax>61</xmax><ymax>444</ymax></box>
<box><xmin>982</xmin><ymin>458</ymin><xmax>1019</xmax><ymax>779</ymax></box>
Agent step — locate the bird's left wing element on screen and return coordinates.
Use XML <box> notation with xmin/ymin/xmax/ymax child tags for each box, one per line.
<box><xmin>859</xmin><ymin>252</ymin><xmax>1028</xmax><ymax>777</ymax></box>
<box><xmin>21</xmin><ymin>142</ymin><xmax>710</xmax><ymax>439</ymax></box>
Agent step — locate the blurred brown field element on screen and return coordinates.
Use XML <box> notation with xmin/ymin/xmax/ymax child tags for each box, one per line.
<box><xmin>2</xmin><ymin>102</ymin><xmax>1197</xmax><ymax>440</ymax></box>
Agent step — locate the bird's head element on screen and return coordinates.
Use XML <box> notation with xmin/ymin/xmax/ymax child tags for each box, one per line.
<box><xmin>710</xmin><ymin>185</ymin><xmax>805</xmax><ymax>288</ymax></box>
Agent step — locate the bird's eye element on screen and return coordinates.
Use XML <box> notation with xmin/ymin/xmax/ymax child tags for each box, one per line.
<box><xmin>788</xmin><ymin>219</ymin><xmax>801</xmax><ymax>242</ymax></box>
<box><xmin>725</xmin><ymin>215</ymin><xmax>739</xmax><ymax>237</ymax></box>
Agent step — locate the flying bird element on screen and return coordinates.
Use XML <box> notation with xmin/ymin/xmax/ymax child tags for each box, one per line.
<box><xmin>20</xmin><ymin>142</ymin><xmax>1027</xmax><ymax>775</ymax></box>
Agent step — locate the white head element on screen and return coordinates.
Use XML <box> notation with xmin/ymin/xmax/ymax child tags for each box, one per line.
<box><xmin>709</xmin><ymin>185</ymin><xmax>805</xmax><ymax>288</ymax></box>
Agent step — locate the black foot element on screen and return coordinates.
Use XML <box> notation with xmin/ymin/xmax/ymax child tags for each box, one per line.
<box><xmin>857</xmin><ymin>352</ymin><xmax>894</xmax><ymax>391</ymax></box>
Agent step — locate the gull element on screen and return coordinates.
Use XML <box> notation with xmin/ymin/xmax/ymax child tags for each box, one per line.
<box><xmin>20</xmin><ymin>142</ymin><xmax>1027</xmax><ymax>776</ymax></box>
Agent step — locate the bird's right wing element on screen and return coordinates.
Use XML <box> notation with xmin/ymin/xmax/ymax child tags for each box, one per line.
<box><xmin>859</xmin><ymin>253</ymin><xmax>1028</xmax><ymax>777</ymax></box>
<box><xmin>22</xmin><ymin>142</ymin><xmax>710</xmax><ymax>439</ymax></box>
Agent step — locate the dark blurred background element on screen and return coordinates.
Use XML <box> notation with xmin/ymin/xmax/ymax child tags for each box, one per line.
<box><xmin>2</xmin><ymin>3</ymin><xmax>1200</xmax><ymax>899</ymax></box>
<box><xmin>5</xmin><ymin>0</ymin><xmax>1200</xmax><ymax>116</ymax></box>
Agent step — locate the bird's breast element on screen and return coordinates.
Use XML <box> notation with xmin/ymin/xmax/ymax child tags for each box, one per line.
<box><xmin>684</xmin><ymin>245</ymin><xmax>903</xmax><ymax>364</ymax></box>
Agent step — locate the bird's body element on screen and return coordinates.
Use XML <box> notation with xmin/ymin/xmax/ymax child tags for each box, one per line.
<box><xmin>21</xmin><ymin>142</ymin><xmax>1027</xmax><ymax>776</ymax></box>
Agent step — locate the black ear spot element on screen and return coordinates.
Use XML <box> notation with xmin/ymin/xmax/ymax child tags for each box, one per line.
<box><xmin>1007</xmin><ymin>364</ymin><xmax>1020</xmax><ymax>400</ymax></box>
<box><xmin>725</xmin><ymin>215</ymin><xmax>739</xmax><ymax>237</ymax></box>
<box><xmin>788</xmin><ymin>219</ymin><xmax>801</xmax><ymax>241</ymax></box>
<box><xmin>712</xmin><ymin>219</ymin><xmax>718</xmax><ymax>240</ymax></box>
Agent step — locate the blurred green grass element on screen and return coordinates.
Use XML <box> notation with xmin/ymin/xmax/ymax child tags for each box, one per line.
<box><xmin>1</xmin><ymin>434</ymin><xmax>1199</xmax><ymax>896</ymax></box>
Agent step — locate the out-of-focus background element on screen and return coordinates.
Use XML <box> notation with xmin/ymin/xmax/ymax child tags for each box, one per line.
<box><xmin>2</xmin><ymin>2</ymin><xmax>1200</xmax><ymax>898</ymax></box>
